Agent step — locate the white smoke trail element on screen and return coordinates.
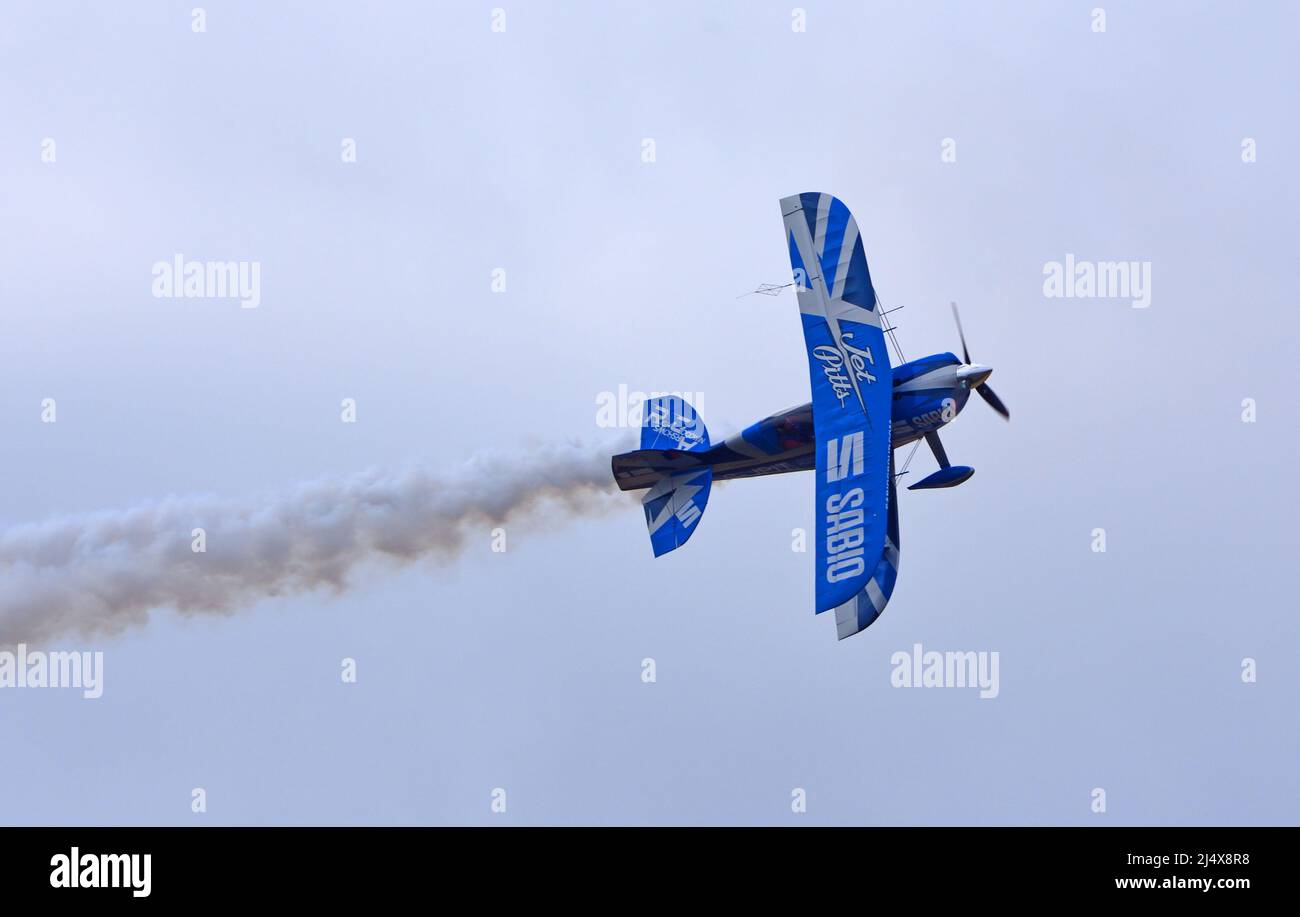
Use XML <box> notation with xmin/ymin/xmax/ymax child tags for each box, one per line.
<box><xmin>0</xmin><ymin>439</ymin><xmax>631</xmax><ymax>646</ymax></box>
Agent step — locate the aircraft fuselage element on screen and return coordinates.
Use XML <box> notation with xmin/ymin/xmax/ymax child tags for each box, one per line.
<box><xmin>704</xmin><ymin>352</ymin><xmax>976</xmax><ymax>482</ymax></box>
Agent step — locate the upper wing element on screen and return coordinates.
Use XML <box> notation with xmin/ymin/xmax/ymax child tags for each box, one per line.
<box><xmin>780</xmin><ymin>192</ymin><xmax>895</xmax><ymax>628</ymax></box>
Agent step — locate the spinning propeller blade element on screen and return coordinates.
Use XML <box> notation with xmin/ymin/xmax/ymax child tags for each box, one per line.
<box><xmin>950</xmin><ymin>301</ymin><xmax>971</xmax><ymax>364</ymax></box>
<box><xmin>951</xmin><ymin>301</ymin><xmax>1009</xmax><ymax>421</ymax></box>
<box><xmin>977</xmin><ymin>383</ymin><xmax>1010</xmax><ymax>420</ymax></box>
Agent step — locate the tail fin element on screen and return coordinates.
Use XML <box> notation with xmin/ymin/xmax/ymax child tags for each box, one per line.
<box><xmin>609</xmin><ymin>395</ymin><xmax>713</xmax><ymax>557</ymax></box>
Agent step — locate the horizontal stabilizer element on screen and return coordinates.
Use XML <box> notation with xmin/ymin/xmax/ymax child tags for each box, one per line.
<box><xmin>643</xmin><ymin>468</ymin><xmax>712</xmax><ymax>557</ymax></box>
<box><xmin>641</xmin><ymin>395</ymin><xmax>709</xmax><ymax>453</ymax></box>
<box><xmin>611</xmin><ymin>394</ymin><xmax>714</xmax><ymax>555</ymax></box>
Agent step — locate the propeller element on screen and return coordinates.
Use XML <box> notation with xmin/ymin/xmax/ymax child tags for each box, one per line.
<box><xmin>976</xmin><ymin>382</ymin><xmax>1010</xmax><ymax>420</ymax></box>
<box><xmin>950</xmin><ymin>302</ymin><xmax>1009</xmax><ymax>421</ymax></box>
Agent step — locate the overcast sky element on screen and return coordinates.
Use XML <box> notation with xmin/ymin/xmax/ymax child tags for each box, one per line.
<box><xmin>1</xmin><ymin>1</ymin><xmax>1296</xmax><ymax>825</ymax></box>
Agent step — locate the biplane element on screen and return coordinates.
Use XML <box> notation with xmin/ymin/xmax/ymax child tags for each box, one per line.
<box><xmin>611</xmin><ymin>193</ymin><xmax>1008</xmax><ymax>639</ymax></box>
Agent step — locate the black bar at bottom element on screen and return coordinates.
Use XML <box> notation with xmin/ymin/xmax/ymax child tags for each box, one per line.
<box><xmin>0</xmin><ymin>826</ymin><xmax>1283</xmax><ymax>901</ymax></box>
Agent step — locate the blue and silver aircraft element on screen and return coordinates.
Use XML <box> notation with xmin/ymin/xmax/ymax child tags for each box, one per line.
<box><xmin>611</xmin><ymin>192</ymin><xmax>1009</xmax><ymax>640</ymax></box>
